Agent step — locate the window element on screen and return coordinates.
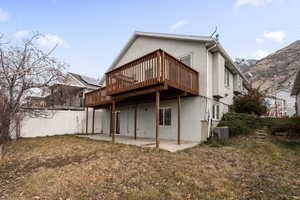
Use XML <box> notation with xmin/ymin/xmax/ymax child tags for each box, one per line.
<box><xmin>212</xmin><ymin>104</ymin><xmax>220</xmax><ymax>120</ymax></box>
<box><xmin>179</xmin><ymin>54</ymin><xmax>192</xmax><ymax>66</ymax></box>
<box><xmin>159</xmin><ymin>107</ymin><xmax>172</xmax><ymax>126</ymax></box>
<box><xmin>224</xmin><ymin>68</ymin><xmax>230</xmax><ymax>88</ymax></box>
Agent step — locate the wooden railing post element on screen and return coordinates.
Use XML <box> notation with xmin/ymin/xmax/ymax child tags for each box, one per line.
<box><xmin>155</xmin><ymin>91</ymin><xmax>160</xmax><ymax>149</ymax></box>
<box><xmin>111</xmin><ymin>101</ymin><xmax>116</xmax><ymax>143</ymax></box>
<box><xmin>156</xmin><ymin>50</ymin><xmax>161</xmax><ymax>82</ymax></box>
<box><xmin>161</xmin><ymin>51</ymin><xmax>165</xmax><ymax>82</ymax></box>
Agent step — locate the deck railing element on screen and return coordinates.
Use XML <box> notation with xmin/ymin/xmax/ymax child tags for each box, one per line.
<box><xmin>85</xmin><ymin>49</ymin><xmax>199</xmax><ymax>107</ymax></box>
<box><xmin>106</xmin><ymin>49</ymin><xmax>199</xmax><ymax>96</ymax></box>
<box><xmin>85</xmin><ymin>87</ymin><xmax>112</xmax><ymax>107</ymax></box>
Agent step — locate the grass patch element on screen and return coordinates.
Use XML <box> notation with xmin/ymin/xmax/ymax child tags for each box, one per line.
<box><xmin>1</xmin><ymin>134</ymin><xmax>300</xmax><ymax>199</ymax></box>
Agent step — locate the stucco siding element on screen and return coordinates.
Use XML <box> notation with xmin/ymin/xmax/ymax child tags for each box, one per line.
<box><xmin>100</xmin><ymin>35</ymin><xmax>239</xmax><ymax>142</ymax></box>
<box><xmin>212</xmin><ymin>52</ymin><xmax>225</xmax><ymax>98</ymax></box>
<box><xmin>100</xmin><ymin>96</ymin><xmax>206</xmax><ymax>142</ymax></box>
<box><xmin>114</xmin><ymin>36</ymin><xmax>208</xmax><ymax>96</ymax></box>
<box><xmin>276</xmin><ymin>90</ymin><xmax>296</xmax><ymax>117</ymax></box>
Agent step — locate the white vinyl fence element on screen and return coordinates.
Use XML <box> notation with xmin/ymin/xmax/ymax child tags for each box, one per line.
<box><xmin>16</xmin><ymin>109</ymin><xmax>103</xmax><ymax>138</ymax></box>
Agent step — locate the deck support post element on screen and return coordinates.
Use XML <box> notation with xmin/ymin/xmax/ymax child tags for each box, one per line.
<box><xmin>85</xmin><ymin>107</ymin><xmax>89</xmax><ymax>134</ymax></box>
<box><xmin>111</xmin><ymin>101</ymin><xmax>116</xmax><ymax>143</ymax></box>
<box><xmin>109</xmin><ymin>105</ymin><xmax>112</xmax><ymax>136</ymax></box>
<box><xmin>155</xmin><ymin>91</ymin><xmax>160</xmax><ymax>149</ymax></box>
<box><xmin>177</xmin><ymin>96</ymin><xmax>181</xmax><ymax>145</ymax></box>
<box><xmin>134</xmin><ymin>104</ymin><xmax>137</xmax><ymax>140</ymax></box>
<box><xmin>92</xmin><ymin>108</ymin><xmax>95</xmax><ymax>134</ymax></box>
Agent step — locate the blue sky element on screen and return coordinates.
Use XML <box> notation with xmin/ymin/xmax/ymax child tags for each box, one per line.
<box><xmin>0</xmin><ymin>0</ymin><xmax>299</xmax><ymax>79</ymax></box>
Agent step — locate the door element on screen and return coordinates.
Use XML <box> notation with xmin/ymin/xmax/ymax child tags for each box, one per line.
<box><xmin>116</xmin><ymin>111</ymin><xmax>120</xmax><ymax>135</ymax></box>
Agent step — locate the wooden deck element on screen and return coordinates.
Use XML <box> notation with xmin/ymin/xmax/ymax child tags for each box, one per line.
<box><xmin>85</xmin><ymin>49</ymin><xmax>199</xmax><ymax>107</ymax></box>
<box><xmin>84</xmin><ymin>49</ymin><xmax>200</xmax><ymax>148</ymax></box>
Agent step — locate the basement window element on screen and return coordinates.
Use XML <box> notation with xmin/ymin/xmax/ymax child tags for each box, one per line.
<box><xmin>159</xmin><ymin>107</ymin><xmax>172</xmax><ymax>126</ymax></box>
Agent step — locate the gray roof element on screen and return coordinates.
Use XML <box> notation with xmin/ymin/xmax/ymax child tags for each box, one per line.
<box><xmin>68</xmin><ymin>72</ymin><xmax>100</xmax><ymax>88</ymax></box>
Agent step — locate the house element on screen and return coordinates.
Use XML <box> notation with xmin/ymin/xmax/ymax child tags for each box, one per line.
<box><xmin>16</xmin><ymin>72</ymin><xmax>102</xmax><ymax>139</ymax></box>
<box><xmin>264</xmin><ymin>89</ymin><xmax>296</xmax><ymax>117</ymax></box>
<box><xmin>265</xmin><ymin>95</ymin><xmax>287</xmax><ymax>118</ymax></box>
<box><xmin>85</xmin><ymin>31</ymin><xmax>249</xmax><ymax>147</ymax></box>
<box><xmin>291</xmin><ymin>68</ymin><xmax>300</xmax><ymax>116</ymax></box>
<box><xmin>28</xmin><ymin>72</ymin><xmax>100</xmax><ymax>110</ymax></box>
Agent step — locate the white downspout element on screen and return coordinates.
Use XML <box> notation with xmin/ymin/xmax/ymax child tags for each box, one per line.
<box><xmin>206</xmin><ymin>43</ymin><xmax>217</xmax><ymax>138</ymax></box>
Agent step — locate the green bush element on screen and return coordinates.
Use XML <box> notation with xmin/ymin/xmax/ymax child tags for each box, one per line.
<box><xmin>268</xmin><ymin>117</ymin><xmax>300</xmax><ymax>138</ymax></box>
<box><xmin>217</xmin><ymin>112</ymin><xmax>300</xmax><ymax>139</ymax></box>
<box><xmin>230</xmin><ymin>87</ymin><xmax>267</xmax><ymax>116</ymax></box>
<box><xmin>218</xmin><ymin>112</ymin><xmax>261</xmax><ymax>137</ymax></box>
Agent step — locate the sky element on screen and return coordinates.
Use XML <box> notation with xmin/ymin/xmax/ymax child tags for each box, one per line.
<box><xmin>0</xmin><ymin>0</ymin><xmax>299</xmax><ymax>79</ymax></box>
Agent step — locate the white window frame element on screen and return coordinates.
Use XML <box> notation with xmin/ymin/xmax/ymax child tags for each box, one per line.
<box><xmin>179</xmin><ymin>53</ymin><xmax>193</xmax><ymax>67</ymax></box>
<box><xmin>212</xmin><ymin>104</ymin><xmax>220</xmax><ymax>120</ymax></box>
<box><xmin>159</xmin><ymin>107</ymin><xmax>172</xmax><ymax>127</ymax></box>
<box><xmin>225</xmin><ymin>68</ymin><xmax>231</xmax><ymax>88</ymax></box>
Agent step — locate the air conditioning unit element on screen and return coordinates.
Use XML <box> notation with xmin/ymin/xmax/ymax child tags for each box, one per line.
<box><xmin>213</xmin><ymin>126</ymin><xmax>229</xmax><ymax>140</ymax></box>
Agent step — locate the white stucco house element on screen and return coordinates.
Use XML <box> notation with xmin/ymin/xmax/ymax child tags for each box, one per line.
<box><xmin>85</xmin><ymin>31</ymin><xmax>249</xmax><ymax>147</ymax></box>
<box><xmin>292</xmin><ymin>68</ymin><xmax>300</xmax><ymax>116</ymax></box>
<box><xmin>265</xmin><ymin>89</ymin><xmax>296</xmax><ymax>117</ymax></box>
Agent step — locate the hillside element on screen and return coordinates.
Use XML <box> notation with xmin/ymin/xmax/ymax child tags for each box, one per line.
<box><xmin>235</xmin><ymin>58</ymin><xmax>257</xmax><ymax>72</ymax></box>
<box><xmin>244</xmin><ymin>40</ymin><xmax>300</xmax><ymax>92</ymax></box>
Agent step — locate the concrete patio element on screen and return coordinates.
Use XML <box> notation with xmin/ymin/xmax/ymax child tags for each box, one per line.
<box><xmin>78</xmin><ymin>134</ymin><xmax>199</xmax><ymax>152</ymax></box>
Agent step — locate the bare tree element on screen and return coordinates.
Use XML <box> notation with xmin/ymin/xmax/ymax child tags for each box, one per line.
<box><xmin>0</xmin><ymin>33</ymin><xmax>66</xmax><ymax>159</ymax></box>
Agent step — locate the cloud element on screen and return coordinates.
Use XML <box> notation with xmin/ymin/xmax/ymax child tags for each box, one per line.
<box><xmin>235</xmin><ymin>0</ymin><xmax>273</xmax><ymax>7</ymax></box>
<box><xmin>170</xmin><ymin>19</ymin><xmax>189</xmax><ymax>32</ymax></box>
<box><xmin>256</xmin><ymin>38</ymin><xmax>264</xmax><ymax>44</ymax></box>
<box><xmin>14</xmin><ymin>30</ymin><xmax>29</xmax><ymax>38</ymax></box>
<box><xmin>0</xmin><ymin>8</ymin><xmax>9</xmax><ymax>22</ymax></box>
<box><xmin>255</xmin><ymin>50</ymin><xmax>269</xmax><ymax>59</ymax></box>
<box><xmin>36</xmin><ymin>34</ymin><xmax>67</xmax><ymax>48</ymax></box>
<box><xmin>263</xmin><ymin>30</ymin><xmax>285</xmax><ymax>43</ymax></box>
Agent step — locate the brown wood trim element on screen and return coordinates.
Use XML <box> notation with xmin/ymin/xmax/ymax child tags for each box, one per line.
<box><xmin>111</xmin><ymin>101</ymin><xmax>116</xmax><ymax>143</ymax></box>
<box><xmin>106</xmin><ymin>49</ymin><xmax>163</xmax><ymax>74</ymax></box>
<box><xmin>177</xmin><ymin>96</ymin><xmax>181</xmax><ymax>145</ymax></box>
<box><xmin>85</xmin><ymin>49</ymin><xmax>199</xmax><ymax>107</ymax></box>
<box><xmin>163</xmin><ymin>51</ymin><xmax>199</xmax><ymax>74</ymax></box>
<box><xmin>92</xmin><ymin>108</ymin><xmax>95</xmax><ymax>134</ymax></box>
<box><xmin>114</xmin><ymin>84</ymin><xmax>168</xmax><ymax>101</ymax></box>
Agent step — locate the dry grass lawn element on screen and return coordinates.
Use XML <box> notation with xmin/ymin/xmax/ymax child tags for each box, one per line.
<box><xmin>0</xmin><ymin>134</ymin><xmax>300</xmax><ymax>200</ymax></box>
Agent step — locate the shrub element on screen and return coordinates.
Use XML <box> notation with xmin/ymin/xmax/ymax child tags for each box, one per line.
<box><xmin>218</xmin><ymin>112</ymin><xmax>261</xmax><ymax>137</ymax></box>
<box><xmin>230</xmin><ymin>86</ymin><xmax>267</xmax><ymax>116</ymax></box>
<box><xmin>269</xmin><ymin>117</ymin><xmax>300</xmax><ymax>138</ymax></box>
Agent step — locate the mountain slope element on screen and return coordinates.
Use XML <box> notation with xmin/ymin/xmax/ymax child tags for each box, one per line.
<box><xmin>235</xmin><ymin>58</ymin><xmax>257</xmax><ymax>72</ymax></box>
<box><xmin>244</xmin><ymin>40</ymin><xmax>300</xmax><ymax>92</ymax></box>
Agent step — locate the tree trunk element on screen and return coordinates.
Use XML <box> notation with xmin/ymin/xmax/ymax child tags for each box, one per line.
<box><xmin>0</xmin><ymin>119</ymin><xmax>11</xmax><ymax>160</ymax></box>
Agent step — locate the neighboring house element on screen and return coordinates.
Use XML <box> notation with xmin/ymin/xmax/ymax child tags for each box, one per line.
<box><xmin>85</xmin><ymin>31</ymin><xmax>249</xmax><ymax>146</ymax></box>
<box><xmin>29</xmin><ymin>72</ymin><xmax>100</xmax><ymax>110</ymax></box>
<box><xmin>264</xmin><ymin>89</ymin><xmax>296</xmax><ymax>117</ymax></box>
<box><xmin>265</xmin><ymin>95</ymin><xmax>287</xmax><ymax>118</ymax></box>
<box><xmin>291</xmin><ymin>68</ymin><xmax>300</xmax><ymax>116</ymax></box>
